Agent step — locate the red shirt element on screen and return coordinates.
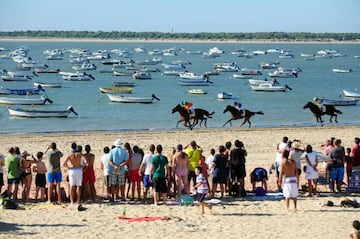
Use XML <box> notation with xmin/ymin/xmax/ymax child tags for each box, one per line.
<box><xmin>352</xmin><ymin>144</ymin><xmax>360</xmax><ymax>167</ymax></box>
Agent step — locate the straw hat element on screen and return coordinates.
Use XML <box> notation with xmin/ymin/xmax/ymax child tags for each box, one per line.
<box><xmin>113</xmin><ymin>138</ymin><xmax>123</xmax><ymax>147</ymax></box>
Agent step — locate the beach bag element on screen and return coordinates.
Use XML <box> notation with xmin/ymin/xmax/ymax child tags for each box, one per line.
<box><xmin>340</xmin><ymin>198</ymin><xmax>359</xmax><ymax>208</ymax></box>
<box><xmin>1</xmin><ymin>198</ymin><xmax>19</xmax><ymax>210</ymax></box>
<box><xmin>179</xmin><ymin>195</ymin><xmax>194</xmax><ymax>206</ymax></box>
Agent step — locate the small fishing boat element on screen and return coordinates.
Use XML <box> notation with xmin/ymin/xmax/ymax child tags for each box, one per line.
<box><xmin>178</xmin><ymin>78</ymin><xmax>212</xmax><ymax>86</ymax></box>
<box><xmin>112</xmin><ymin>81</ymin><xmax>135</xmax><ymax>87</ymax></box>
<box><xmin>217</xmin><ymin>92</ymin><xmax>233</xmax><ymax>99</ymax></box>
<box><xmin>113</xmin><ymin>71</ymin><xmax>133</xmax><ymax>76</ymax></box>
<box><xmin>1</xmin><ymin>75</ymin><xmax>32</xmax><ymax>81</ymax></box>
<box><xmin>133</xmin><ymin>72</ymin><xmax>152</xmax><ymax>80</ymax></box>
<box><xmin>179</xmin><ymin>72</ymin><xmax>206</xmax><ymax>80</ymax></box>
<box><xmin>342</xmin><ymin>89</ymin><xmax>360</xmax><ymax>98</ymax></box>
<box><xmin>106</xmin><ymin>94</ymin><xmax>160</xmax><ymax>103</ymax></box>
<box><xmin>62</xmin><ymin>72</ymin><xmax>95</xmax><ymax>81</ymax></box>
<box><xmin>332</xmin><ymin>68</ymin><xmax>353</xmax><ymax>73</ymax></box>
<box><xmin>0</xmin><ymin>85</ymin><xmax>45</xmax><ymax>95</ymax></box>
<box><xmin>34</xmin><ymin>68</ymin><xmax>60</xmax><ymax>74</ymax></box>
<box><xmin>251</xmin><ymin>83</ymin><xmax>291</xmax><ymax>92</ymax></box>
<box><xmin>313</xmin><ymin>97</ymin><xmax>358</xmax><ymax>106</ymax></box>
<box><xmin>0</xmin><ymin>95</ymin><xmax>53</xmax><ymax>105</ymax></box>
<box><xmin>188</xmin><ymin>88</ymin><xmax>206</xmax><ymax>94</ymax></box>
<box><xmin>248</xmin><ymin>79</ymin><xmax>279</xmax><ymax>86</ymax></box>
<box><xmin>8</xmin><ymin>106</ymin><xmax>77</xmax><ymax>118</ymax></box>
<box><xmin>232</xmin><ymin>74</ymin><xmax>252</xmax><ymax>79</ymax></box>
<box><xmin>33</xmin><ymin>81</ymin><xmax>62</xmax><ymax>88</ymax></box>
<box><xmin>99</xmin><ymin>87</ymin><xmax>133</xmax><ymax>94</ymax></box>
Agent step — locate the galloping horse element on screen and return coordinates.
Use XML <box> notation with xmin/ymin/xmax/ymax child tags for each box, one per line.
<box><xmin>171</xmin><ymin>104</ymin><xmax>215</xmax><ymax>130</ymax></box>
<box><xmin>303</xmin><ymin>101</ymin><xmax>342</xmax><ymax>125</ymax></box>
<box><xmin>223</xmin><ymin>105</ymin><xmax>264</xmax><ymax>128</ymax></box>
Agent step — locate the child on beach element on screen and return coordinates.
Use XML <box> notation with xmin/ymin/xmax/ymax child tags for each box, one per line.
<box><xmin>194</xmin><ymin>166</ymin><xmax>212</xmax><ymax>215</ymax></box>
<box><xmin>350</xmin><ymin>220</ymin><xmax>360</xmax><ymax>239</ymax></box>
<box><xmin>32</xmin><ymin>152</ymin><xmax>47</xmax><ymax>201</ymax></box>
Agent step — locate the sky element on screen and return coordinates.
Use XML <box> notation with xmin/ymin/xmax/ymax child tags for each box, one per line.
<box><xmin>0</xmin><ymin>0</ymin><xmax>359</xmax><ymax>33</ymax></box>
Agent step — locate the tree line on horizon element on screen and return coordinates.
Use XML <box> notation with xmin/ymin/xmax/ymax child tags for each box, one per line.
<box><xmin>0</xmin><ymin>31</ymin><xmax>359</xmax><ymax>41</ymax></box>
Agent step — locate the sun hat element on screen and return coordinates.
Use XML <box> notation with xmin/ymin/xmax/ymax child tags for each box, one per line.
<box><xmin>113</xmin><ymin>138</ymin><xmax>123</xmax><ymax>147</ymax></box>
<box><xmin>292</xmin><ymin>140</ymin><xmax>304</xmax><ymax>150</ymax></box>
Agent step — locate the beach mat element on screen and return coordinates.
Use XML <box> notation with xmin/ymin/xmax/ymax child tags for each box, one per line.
<box><xmin>118</xmin><ymin>216</ymin><xmax>171</xmax><ymax>222</ymax></box>
<box><xmin>248</xmin><ymin>192</ymin><xmax>284</xmax><ymax>201</ymax></box>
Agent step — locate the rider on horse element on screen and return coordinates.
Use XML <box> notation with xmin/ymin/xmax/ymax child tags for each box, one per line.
<box><xmin>313</xmin><ymin>97</ymin><xmax>326</xmax><ymax>113</ymax></box>
<box><xmin>181</xmin><ymin>100</ymin><xmax>195</xmax><ymax>115</ymax></box>
<box><xmin>234</xmin><ymin>101</ymin><xmax>242</xmax><ymax>111</ymax></box>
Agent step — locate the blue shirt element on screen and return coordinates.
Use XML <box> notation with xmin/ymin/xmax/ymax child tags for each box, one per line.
<box><xmin>109</xmin><ymin>146</ymin><xmax>128</xmax><ymax>173</ymax></box>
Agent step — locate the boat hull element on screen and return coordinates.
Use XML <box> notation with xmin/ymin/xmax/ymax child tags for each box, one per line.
<box><xmin>106</xmin><ymin>94</ymin><xmax>156</xmax><ymax>103</ymax></box>
<box><xmin>8</xmin><ymin>108</ymin><xmax>71</xmax><ymax>117</ymax></box>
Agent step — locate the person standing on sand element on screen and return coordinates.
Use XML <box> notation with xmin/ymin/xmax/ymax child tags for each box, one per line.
<box><xmin>139</xmin><ymin>144</ymin><xmax>155</xmax><ymax>202</ymax></box>
<box><xmin>108</xmin><ymin>139</ymin><xmax>128</xmax><ymax>202</ymax></box>
<box><xmin>275</xmin><ymin>136</ymin><xmax>289</xmax><ymax>192</ymax></box>
<box><xmin>194</xmin><ymin>166</ymin><xmax>212</xmax><ymax>215</ymax></box>
<box><xmin>184</xmin><ymin>140</ymin><xmax>201</xmax><ymax>192</ymax></box>
<box><xmin>45</xmin><ymin>142</ymin><xmax>63</xmax><ymax>204</ymax></box>
<box><xmin>304</xmin><ymin>144</ymin><xmax>319</xmax><ymax>197</ymax></box>
<box><xmin>172</xmin><ymin>144</ymin><xmax>189</xmax><ymax>198</ymax></box>
<box><xmin>150</xmin><ymin>144</ymin><xmax>169</xmax><ymax>205</ymax></box>
<box><xmin>83</xmin><ymin>144</ymin><xmax>96</xmax><ymax>202</ymax></box>
<box><xmin>279</xmin><ymin>150</ymin><xmax>298</xmax><ymax>211</ymax></box>
<box><xmin>63</xmin><ymin>145</ymin><xmax>86</xmax><ymax>211</ymax></box>
<box><xmin>329</xmin><ymin>139</ymin><xmax>345</xmax><ymax>193</ymax></box>
<box><xmin>5</xmin><ymin>147</ymin><xmax>20</xmax><ymax>200</ymax></box>
<box><xmin>351</xmin><ymin>137</ymin><xmax>360</xmax><ymax>171</ymax></box>
<box><xmin>128</xmin><ymin>145</ymin><xmax>143</xmax><ymax>201</ymax></box>
<box><xmin>100</xmin><ymin>146</ymin><xmax>111</xmax><ymax>200</ymax></box>
<box><xmin>32</xmin><ymin>151</ymin><xmax>47</xmax><ymax>202</ymax></box>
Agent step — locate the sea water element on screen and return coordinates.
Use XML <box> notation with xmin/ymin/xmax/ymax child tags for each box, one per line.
<box><xmin>0</xmin><ymin>40</ymin><xmax>359</xmax><ymax>134</ymax></box>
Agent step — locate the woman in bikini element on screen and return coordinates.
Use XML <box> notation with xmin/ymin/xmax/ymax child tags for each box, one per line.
<box><xmin>20</xmin><ymin>151</ymin><xmax>35</xmax><ymax>202</ymax></box>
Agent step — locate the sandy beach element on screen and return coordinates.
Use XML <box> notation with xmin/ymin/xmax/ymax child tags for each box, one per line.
<box><xmin>0</xmin><ymin>126</ymin><xmax>359</xmax><ymax>239</ymax></box>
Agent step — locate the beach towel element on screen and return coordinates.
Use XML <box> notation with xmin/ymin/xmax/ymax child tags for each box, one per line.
<box><xmin>248</xmin><ymin>192</ymin><xmax>284</xmax><ymax>201</ymax></box>
<box><xmin>118</xmin><ymin>216</ymin><xmax>171</xmax><ymax>222</ymax></box>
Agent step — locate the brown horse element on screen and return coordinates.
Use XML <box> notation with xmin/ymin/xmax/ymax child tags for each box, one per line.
<box><xmin>303</xmin><ymin>101</ymin><xmax>342</xmax><ymax>125</ymax></box>
<box><xmin>223</xmin><ymin>105</ymin><xmax>264</xmax><ymax>128</ymax></box>
<box><xmin>171</xmin><ymin>104</ymin><xmax>214</xmax><ymax>130</ymax></box>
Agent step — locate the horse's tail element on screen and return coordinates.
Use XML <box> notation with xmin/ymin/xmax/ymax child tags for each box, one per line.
<box><xmin>255</xmin><ymin>111</ymin><xmax>264</xmax><ymax>115</ymax></box>
<box><xmin>335</xmin><ymin>109</ymin><xmax>342</xmax><ymax>114</ymax></box>
<box><xmin>205</xmin><ymin>111</ymin><xmax>215</xmax><ymax>118</ymax></box>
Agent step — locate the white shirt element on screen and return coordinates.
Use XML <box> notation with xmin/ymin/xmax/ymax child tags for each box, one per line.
<box><xmin>100</xmin><ymin>153</ymin><xmax>110</xmax><ymax>176</ymax></box>
<box><xmin>275</xmin><ymin>142</ymin><xmax>288</xmax><ymax>163</ymax></box>
<box><xmin>141</xmin><ymin>153</ymin><xmax>154</xmax><ymax>175</ymax></box>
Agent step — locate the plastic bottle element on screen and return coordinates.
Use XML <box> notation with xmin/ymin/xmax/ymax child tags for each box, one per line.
<box><xmin>121</xmin><ymin>207</ymin><xmax>127</xmax><ymax>218</ymax></box>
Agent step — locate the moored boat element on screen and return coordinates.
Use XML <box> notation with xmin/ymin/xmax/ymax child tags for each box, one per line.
<box><xmin>106</xmin><ymin>94</ymin><xmax>160</xmax><ymax>103</ymax></box>
<box><xmin>217</xmin><ymin>92</ymin><xmax>233</xmax><ymax>99</ymax></box>
<box><xmin>188</xmin><ymin>88</ymin><xmax>206</xmax><ymax>94</ymax></box>
<box><xmin>342</xmin><ymin>89</ymin><xmax>360</xmax><ymax>98</ymax></box>
<box><xmin>133</xmin><ymin>72</ymin><xmax>152</xmax><ymax>80</ymax></box>
<box><xmin>313</xmin><ymin>97</ymin><xmax>358</xmax><ymax>106</ymax></box>
<box><xmin>178</xmin><ymin>78</ymin><xmax>212</xmax><ymax>86</ymax></box>
<box><xmin>99</xmin><ymin>87</ymin><xmax>133</xmax><ymax>94</ymax></box>
<box><xmin>8</xmin><ymin>106</ymin><xmax>77</xmax><ymax>118</ymax></box>
<box><xmin>332</xmin><ymin>68</ymin><xmax>353</xmax><ymax>73</ymax></box>
<box><xmin>0</xmin><ymin>85</ymin><xmax>45</xmax><ymax>95</ymax></box>
<box><xmin>33</xmin><ymin>81</ymin><xmax>62</xmax><ymax>88</ymax></box>
<box><xmin>112</xmin><ymin>81</ymin><xmax>135</xmax><ymax>87</ymax></box>
<box><xmin>251</xmin><ymin>83</ymin><xmax>291</xmax><ymax>92</ymax></box>
<box><xmin>0</xmin><ymin>95</ymin><xmax>53</xmax><ymax>105</ymax></box>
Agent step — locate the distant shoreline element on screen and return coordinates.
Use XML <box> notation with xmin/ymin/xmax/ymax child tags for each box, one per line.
<box><xmin>0</xmin><ymin>37</ymin><xmax>359</xmax><ymax>44</ymax></box>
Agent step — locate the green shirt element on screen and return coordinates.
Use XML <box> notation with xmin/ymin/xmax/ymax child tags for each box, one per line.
<box><xmin>46</xmin><ymin>150</ymin><xmax>63</xmax><ymax>173</ymax></box>
<box><xmin>185</xmin><ymin>148</ymin><xmax>201</xmax><ymax>171</ymax></box>
<box><xmin>5</xmin><ymin>155</ymin><xmax>20</xmax><ymax>179</ymax></box>
<box><xmin>151</xmin><ymin>155</ymin><xmax>168</xmax><ymax>178</ymax></box>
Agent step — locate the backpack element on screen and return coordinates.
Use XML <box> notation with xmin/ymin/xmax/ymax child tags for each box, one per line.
<box><xmin>1</xmin><ymin>198</ymin><xmax>19</xmax><ymax>209</ymax></box>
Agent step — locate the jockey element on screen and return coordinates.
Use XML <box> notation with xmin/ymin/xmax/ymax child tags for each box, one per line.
<box><xmin>181</xmin><ymin>100</ymin><xmax>194</xmax><ymax>115</ymax></box>
<box><xmin>313</xmin><ymin>97</ymin><xmax>326</xmax><ymax>112</ymax></box>
<box><xmin>234</xmin><ymin>101</ymin><xmax>242</xmax><ymax>111</ymax></box>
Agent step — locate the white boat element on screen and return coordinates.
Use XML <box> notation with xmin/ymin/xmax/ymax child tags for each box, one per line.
<box><xmin>313</xmin><ymin>97</ymin><xmax>358</xmax><ymax>106</ymax></box>
<box><xmin>33</xmin><ymin>81</ymin><xmax>61</xmax><ymax>88</ymax></box>
<box><xmin>342</xmin><ymin>89</ymin><xmax>360</xmax><ymax>98</ymax></box>
<box><xmin>259</xmin><ymin>62</ymin><xmax>279</xmax><ymax>69</ymax></box>
<box><xmin>332</xmin><ymin>68</ymin><xmax>353</xmax><ymax>73</ymax></box>
<box><xmin>248</xmin><ymin>79</ymin><xmax>279</xmax><ymax>86</ymax></box>
<box><xmin>232</xmin><ymin>74</ymin><xmax>252</xmax><ymax>79</ymax></box>
<box><xmin>106</xmin><ymin>94</ymin><xmax>160</xmax><ymax>103</ymax></box>
<box><xmin>99</xmin><ymin>87</ymin><xmax>133</xmax><ymax>94</ymax></box>
<box><xmin>179</xmin><ymin>72</ymin><xmax>206</xmax><ymax>80</ymax></box>
<box><xmin>133</xmin><ymin>72</ymin><xmax>152</xmax><ymax>80</ymax></box>
<box><xmin>163</xmin><ymin>70</ymin><xmax>184</xmax><ymax>76</ymax></box>
<box><xmin>0</xmin><ymin>85</ymin><xmax>44</xmax><ymax>95</ymax></box>
<box><xmin>268</xmin><ymin>70</ymin><xmax>298</xmax><ymax>78</ymax></box>
<box><xmin>112</xmin><ymin>81</ymin><xmax>135</xmax><ymax>87</ymax></box>
<box><xmin>178</xmin><ymin>78</ymin><xmax>212</xmax><ymax>86</ymax></box>
<box><xmin>72</xmin><ymin>62</ymin><xmax>97</xmax><ymax>71</ymax></box>
<box><xmin>8</xmin><ymin>106</ymin><xmax>77</xmax><ymax>118</ymax></box>
<box><xmin>240</xmin><ymin>68</ymin><xmax>262</xmax><ymax>76</ymax></box>
<box><xmin>0</xmin><ymin>95</ymin><xmax>53</xmax><ymax>105</ymax></box>
<box><xmin>217</xmin><ymin>92</ymin><xmax>233</xmax><ymax>99</ymax></box>
<box><xmin>214</xmin><ymin>62</ymin><xmax>239</xmax><ymax>72</ymax></box>
<box><xmin>188</xmin><ymin>88</ymin><xmax>206</xmax><ymax>94</ymax></box>
<box><xmin>62</xmin><ymin>72</ymin><xmax>95</xmax><ymax>81</ymax></box>
<box><xmin>251</xmin><ymin>83</ymin><xmax>291</xmax><ymax>92</ymax></box>
<box><xmin>46</xmin><ymin>54</ymin><xmax>63</xmax><ymax>60</ymax></box>
<box><xmin>162</xmin><ymin>63</ymin><xmax>186</xmax><ymax>70</ymax></box>
<box><xmin>1</xmin><ymin>75</ymin><xmax>32</xmax><ymax>81</ymax></box>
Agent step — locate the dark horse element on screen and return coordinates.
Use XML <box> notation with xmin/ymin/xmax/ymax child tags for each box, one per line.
<box><xmin>171</xmin><ymin>104</ymin><xmax>215</xmax><ymax>130</ymax></box>
<box><xmin>223</xmin><ymin>105</ymin><xmax>264</xmax><ymax>128</ymax></box>
<box><xmin>303</xmin><ymin>102</ymin><xmax>342</xmax><ymax>125</ymax></box>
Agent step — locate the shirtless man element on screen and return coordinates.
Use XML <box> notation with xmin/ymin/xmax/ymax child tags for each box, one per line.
<box><xmin>172</xmin><ymin>144</ymin><xmax>189</xmax><ymax>198</ymax></box>
<box><xmin>279</xmin><ymin>150</ymin><xmax>299</xmax><ymax>212</ymax></box>
<box><xmin>63</xmin><ymin>145</ymin><xmax>86</xmax><ymax>211</ymax></box>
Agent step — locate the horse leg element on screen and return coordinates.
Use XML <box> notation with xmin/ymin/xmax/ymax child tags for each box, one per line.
<box><xmin>239</xmin><ymin>119</ymin><xmax>247</xmax><ymax>128</ymax></box>
<box><xmin>334</xmin><ymin>114</ymin><xmax>338</xmax><ymax>123</ymax></box>
<box><xmin>223</xmin><ymin>119</ymin><xmax>232</xmax><ymax>127</ymax></box>
<box><xmin>329</xmin><ymin>115</ymin><xmax>333</xmax><ymax>123</ymax></box>
<box><xmin>203</xmin><ymin>118</ymin><xmax>208</xmax><ymax>128</ymax></box>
